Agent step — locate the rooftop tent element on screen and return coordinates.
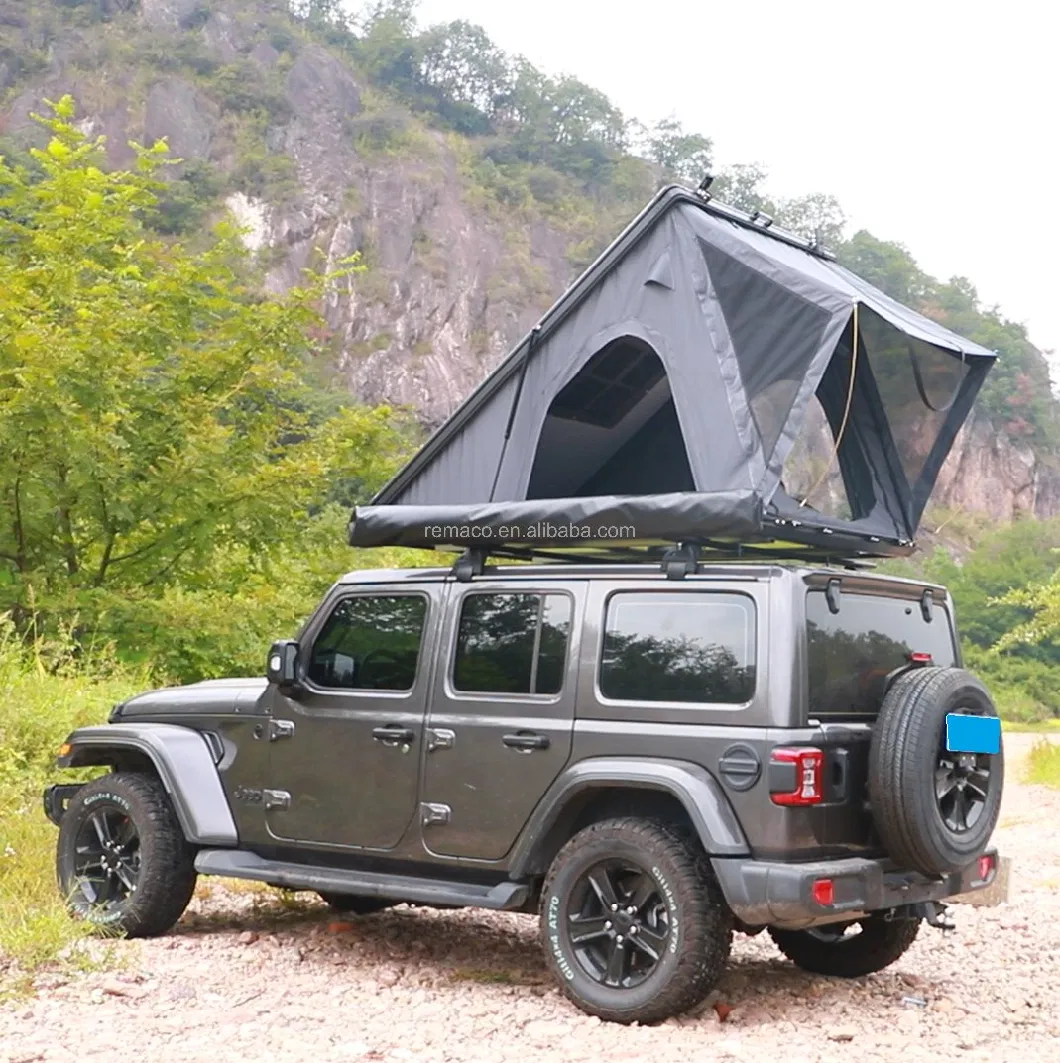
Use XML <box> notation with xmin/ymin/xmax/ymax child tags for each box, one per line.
<box><xmin>349</xmin><ymin>186</ymin><xmax>996</xmax><ymax>560</ymax></box>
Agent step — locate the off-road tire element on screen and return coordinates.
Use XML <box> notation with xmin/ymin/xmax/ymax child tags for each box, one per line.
<box><xmin>869</xmin><ymin>667</ymin><xmax>1003</xmax><ymax>876</ymax></box>
<box><xmin>769</xmin><ymin>915</ymin><xmax>921</xmax><ymax>977</ymax></box>
<box><xmin>56</xmin><ymin>772</ymin><xmax>197</xmax><ymax>937</ymax></box>
<box><xmin>539</xmin><ymin>817</ymin><xmax>732</xmax><ymax>1024</ymax></box>
<box><xmin>317</xmin><ymin>892</ymin><xmax>394</xmax><ymax>915</ymax></box>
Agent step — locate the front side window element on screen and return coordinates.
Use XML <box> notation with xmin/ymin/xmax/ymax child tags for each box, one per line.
<box><xmin>308</xmin><ymin>595</ymin><xmax>427</xmax><ymax>691</ymax></box>
<box><xmin>452</xmin><ymin>593</ymin><xmax>572</xmax><ymax>695</ymax></box>
<box><xmin>600</xmin><ymin>592</ymin><xmax>756</xmax><ymax>704</ymax></box>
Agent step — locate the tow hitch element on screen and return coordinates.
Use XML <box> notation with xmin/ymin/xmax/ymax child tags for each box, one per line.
<box><xmin>886</xmin><ymin>900</ymin><xmax>955</xmax><ymax>931</ymax></box>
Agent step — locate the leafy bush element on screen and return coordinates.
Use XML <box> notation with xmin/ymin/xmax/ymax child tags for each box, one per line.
<box><xmin>0</xmin><ymin>620</ymin><xmax>141</xmax><ymax>976</ymax></box>
<box><xmin>1026</xmin><ymin>739</ymin><xmax>1060</xmax><ymax>788</ymax></box>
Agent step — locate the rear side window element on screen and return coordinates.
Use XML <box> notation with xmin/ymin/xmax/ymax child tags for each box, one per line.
<box><xmin>453</xmin><ymin>592</ymin><xmax>572</xmax><ymax>695</ymax></box>
<box><xmin>806</xmin><ymin>590</ymin><xmax>957</xmax><ymax>718</ymax></box>
<box><xmin>599</xmin><ymin>591</ymin><xmax>756</xmax><ymax>704</ymax></box>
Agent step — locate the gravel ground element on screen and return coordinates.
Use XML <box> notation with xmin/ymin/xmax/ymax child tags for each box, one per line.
<box><xmin>3</xmin><ymin>733</ymin><xmax>1058</xmax><ymax>1063</ymax></box>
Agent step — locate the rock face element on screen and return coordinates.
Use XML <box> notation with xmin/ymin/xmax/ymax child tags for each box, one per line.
<box><xmin>1</xmin><ymin>0</ymin><xmax>1057</xmax><ymax>525</ymax></box>
<box><xmin>935</xmin><ymin>416</ymin><xmax>1060</xmax><ymax>522</ymax></box>
<box><xmin>144</xmin><ymin>77</ymin><xmax>215</xmax><ymax>161</ymax></box>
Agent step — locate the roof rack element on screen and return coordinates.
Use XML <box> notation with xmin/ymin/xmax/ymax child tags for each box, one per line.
<box><xmin>448</xmin><ymin>541</ymin><xmax>877</xmax><ymax>581</ymax></box>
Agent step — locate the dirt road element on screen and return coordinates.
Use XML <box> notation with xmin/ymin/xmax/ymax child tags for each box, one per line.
<box><xmin>3</xmin><ymin>734</ymin><xmax>1058</xmax><ymax>1063</ymax></box>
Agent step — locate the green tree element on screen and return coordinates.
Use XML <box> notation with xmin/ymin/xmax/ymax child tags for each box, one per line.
<box><xmin>0</xmin><ymin>98</ymin><xmax>407</xmax><ymax>651</ymax></box>
<box><xmin>418</xmin><ymin>19</ymin><xmax>511</xmax><ymax>130</ymax></box>
<box><xmin>995</xmin><ymin>561</ymin><xmax>1060</xmax><ymax>653</ymax></box>
<box><xmin>644</xmin><ymin>117</ymin><xmax>713</xmax><ymax>185</ymax></box>
<box><xmin>837</xmin><ymin>231</ymin><xmax>932</xmax><ymax>305</ymax></box>
<box><xmin>775</xmin><ymin>192</ymin><xmax>846</xmax><ymax>248</ymax></box>
<box><xmin>710</xmin><ymin>162</ymin><xmax>770</xmax><ymax>213</ymax></box>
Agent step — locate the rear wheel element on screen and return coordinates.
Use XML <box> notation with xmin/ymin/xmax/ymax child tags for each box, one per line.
<box><xmin>56</xmin><ymin>772</ymin><xmax>196</xmax><ymax>937</ymax></box>
<box><xmin>769</xmin><ymin>914</ymin><xmax>921</xmax><ymax>977</ymax></box>
<box><xmin>539</xmin><ymin>817</ymin><xmax>732</xmax><ymax>1024</ymax></box>
<box><xmin>317</xmin><ymin>892</ymin><xmax>394</xmax><ymax>915</ymax></box>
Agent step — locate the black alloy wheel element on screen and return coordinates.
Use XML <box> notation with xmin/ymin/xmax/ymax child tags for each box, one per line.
<box><xmin>71</xmin><ymin>804</ymin><xmax>143</xmax><ymax>914</ymax></box>
<box><xmin>539</xmin><ymin>817</ymin><xmax>732</xmax><ymax>1023</ymax></box>
<box><xmin>56</xmin><ymin>772</ymin><xmax>197</xmax><ymax>937</ymax></box>
<box><xmin>564</xmin><ymin>859</ymin><xmax>671</xmax><ymax>990</ymax></box>
<box><xmin>935</xmin><ymin>739</ymin><xmax>992</xmax><ymax>833</ymax></box>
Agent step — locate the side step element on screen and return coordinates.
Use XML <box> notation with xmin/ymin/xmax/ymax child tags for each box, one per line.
<box><xmin>194</xmin><ymin>849</ymin><xmax>530</xmax><ymax>911</ymax></box>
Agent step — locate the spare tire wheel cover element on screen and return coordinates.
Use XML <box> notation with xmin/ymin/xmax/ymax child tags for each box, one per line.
<box><xmin>868</xmin><ymin>667</ymin><xmax>1003</xmax><ymax>877</ymax></box>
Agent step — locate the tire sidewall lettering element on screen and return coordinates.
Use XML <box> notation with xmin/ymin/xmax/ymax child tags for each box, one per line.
<box><xmin>547</xmin><ymin>893</ymin><xmax>576</xmax><ymax>981</ymax></box>
<box><xmin>82</xmin><ymin>792</ymin><xmax>131</xmax><ymax>813</ymax></box>
<box><xmin>651</xmin><ymin>865</ymin><xmax>680</xmax><ymax>955</ymax></box>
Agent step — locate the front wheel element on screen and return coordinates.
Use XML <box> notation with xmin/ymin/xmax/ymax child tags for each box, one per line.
<box><xmin>540</xmin><ymin>817</ymin><xmax>732</xmax><ymax>1024</ymax></box>
<box><xmin>56</xmin><ymin>772</ymin><xmax>197</xmax><ymax>937</ymax></box>
<box><xmin>769</xmin><ymin>914</ymin><xmax>921</xmax><ymax>977</ymax></box>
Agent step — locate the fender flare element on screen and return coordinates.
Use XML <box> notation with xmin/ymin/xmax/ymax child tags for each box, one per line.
<box><xmin>507</xmin><ymin>757</ymin><xmax>749</xmax><ymax>878</ymax></box>
<box><xmin>57</xmin><ymin>723</ymin><xmax>238</xmax><ymax>847</ymax></box>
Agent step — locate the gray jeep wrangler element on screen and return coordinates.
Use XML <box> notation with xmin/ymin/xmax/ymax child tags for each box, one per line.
<box><xmin>45</xmin><ymin>557</ymin><xmax>1005</xmax><ymax>1023</ymax></box>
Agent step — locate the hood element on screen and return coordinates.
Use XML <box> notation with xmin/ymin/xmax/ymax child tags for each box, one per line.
<box><xmin>112</xmin><ymin>677</ymin><xmax>269</xmax><ymax>720</ymax></box>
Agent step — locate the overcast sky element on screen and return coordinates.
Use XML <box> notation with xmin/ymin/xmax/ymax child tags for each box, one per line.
<box><xmin>412</xmin><ymin>0</ymin><xmax>1058</xmax><ymax>376</ymax></box>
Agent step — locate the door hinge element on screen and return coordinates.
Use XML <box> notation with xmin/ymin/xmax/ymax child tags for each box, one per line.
<box><xmin>263</xmin><ymin>789</ymin><xmax>291</xmax><ymax>811</ymax></box>
<box><xmin>269</xmin><ymin>719</ymin><xmax>295</xmax><ymax>742</ymax></box>
<box><xmin>426</xmin><ymin>728</ymin><xmax>455</xmax><ymax>753</ymax></box>
<box><xmin>420</xmin><ymin>802</ymin><xmax>451</xmax><ymax>826</ymax></box>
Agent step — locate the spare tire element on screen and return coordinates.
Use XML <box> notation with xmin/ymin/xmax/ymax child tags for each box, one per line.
<box><xmin>868</xmin><ymin>666</ymin><xmax>1003</xmax><ymax>877</ymax></box>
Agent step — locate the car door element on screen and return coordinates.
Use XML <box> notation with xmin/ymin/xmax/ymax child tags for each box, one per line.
<box><xmin>265</xmin><ymin>584</ymin><xmax>439</xmax><ymax>851</ymax></box>
<box><xmin>420</xmin><ymin>581</ymin><xmax>584</xmax><ymax>860</ymax></box>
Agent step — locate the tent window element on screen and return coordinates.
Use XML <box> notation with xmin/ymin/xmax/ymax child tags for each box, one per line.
<box><xmin>549</xmin><ymin>338</ymin><xmax>666</xmax><ymax>429</ymax></box>
<box><xmin>860</xmin><ymin>311</ymin><xmax>969</xmax><ymax>489</ymax></box>
<box><xmin>699</xmin><ymin>238</ymin><xmax>830</xmax><ymax>462</ymax></box>
<box><xmin>527</xmin><ymin>339</ymin><xmax>693</xmax><ymax>498</ymax></box>
<box><xmin>781</xmin><ymin>325</ymin><xmax>876</xmax><ymax>524</ymax></box>
<box><xmin>782</xmin><ymin>393</ymin><xmax>855</xmax><ymax>522</ymax></box>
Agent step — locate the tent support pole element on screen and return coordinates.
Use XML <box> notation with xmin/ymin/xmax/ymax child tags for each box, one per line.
<box><xmin>489</xmin><ymin>325</ymin><xmax>541</xmax><ymax>502</ymax></box>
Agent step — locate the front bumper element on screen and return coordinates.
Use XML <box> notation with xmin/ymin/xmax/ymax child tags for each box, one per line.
<box><xmin>43</xmin><ymin>783</ymin><xmax>85</xmax><ymax>826</ymax></box>
<box><xmin>713</xmin><ymin>847</ymin><xmax>1007</xmax><ymax>929</ymax></box>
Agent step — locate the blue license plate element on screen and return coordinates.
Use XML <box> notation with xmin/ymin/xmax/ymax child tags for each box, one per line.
<box><xmin>945</xmin><ymin>713</ymin><xmax>1001</xmax><ymax>755</ymax></box>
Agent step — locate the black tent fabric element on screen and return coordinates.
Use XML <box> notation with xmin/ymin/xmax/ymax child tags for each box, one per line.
<box><xmin>349</xmin><ymin>185</ymin><xmax>996</xmax><ymax>559</ymax></box>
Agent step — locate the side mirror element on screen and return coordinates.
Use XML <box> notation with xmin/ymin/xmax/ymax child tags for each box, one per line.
<box><xmin>267</xmin><ymin>640</ymin><xmax>300</xmax><ymax>688</ymax></box>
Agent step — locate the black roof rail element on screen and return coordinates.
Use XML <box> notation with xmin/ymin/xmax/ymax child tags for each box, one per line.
<box><xmin>444</xmin><ymin>540</ymin><xmax>877</xmax><ymax>575</ymax></box>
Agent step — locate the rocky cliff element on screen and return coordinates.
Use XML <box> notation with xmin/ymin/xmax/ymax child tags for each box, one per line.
<box><xmin>2</xmin><ymin>0</ymin><xmax>1057</xmax><ymax>529</ymax></box>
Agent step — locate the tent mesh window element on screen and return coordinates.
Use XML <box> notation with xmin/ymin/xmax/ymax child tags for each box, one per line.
<box><xmin>783</xmin><ymin>394</ymin><xmax>855</xmax><ymax>521</ymax></box>
<box><xmin>699</xmin><ymin>239</ymin><xmax>830</xmax><ymax>463</ymax></box>
<box><xmin>527</xmin><ymin>337</ymin><xmax>695</xmax><ymax>499</ymax></box>
<box><xmin>781</xmin><ymin>325</ymin><xmax>876</xmax><ymax>524</ymax></box>
<box><xmin>859</xmin><ymin>310</ymin><xmax>969</xmax><ymax>491</ymax></box>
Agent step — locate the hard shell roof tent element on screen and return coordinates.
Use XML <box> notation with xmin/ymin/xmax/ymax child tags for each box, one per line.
<box><xmin>348</xmin><ymin>184</ymin><xmax>996</xmax><ymax>563</ymax></box>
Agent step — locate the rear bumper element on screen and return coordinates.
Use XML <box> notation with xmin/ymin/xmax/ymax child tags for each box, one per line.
<box><xmin>713</xmin><ymin>847</ymin><xmax>1004</xmax><ymax>928</ymax></box>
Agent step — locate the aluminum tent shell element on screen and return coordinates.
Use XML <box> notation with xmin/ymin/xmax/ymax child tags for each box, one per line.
<box><xmin>349</xmin><ymin>186</ymin><xmax>995</xmax><ymax>558</ymax></box>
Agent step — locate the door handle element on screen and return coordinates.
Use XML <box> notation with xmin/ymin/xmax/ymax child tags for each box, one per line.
<box><xmin>372</xmin><ymin>725</ymin><xmax>415</xmax><ymax>747</ymax></box>
<box><xmin>426</xmin><ymin>728</ymin><xmax>455</xmax><ymax>753</ymax></box>
<box><xmin>268</xmin><ymin>719</ymin><xmax>295</xmax><ymax>742</ymax></box>
<box><xmin>502</xmin><ymin>731</ymin><xmax>550</xmax><ymax>751</ymax></box>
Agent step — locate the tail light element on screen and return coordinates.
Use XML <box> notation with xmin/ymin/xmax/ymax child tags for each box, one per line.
<box><xmin>812</xmin><ymin>878</ymin><xmax>835</xmax><ymax>906</ymax></box>
<box><xmin>909</xmin><ymin>652</ymin><xmax>933</xmax><ymax>665</ymax></box>
<box><xmin>770</xmin><ymin>747</ymin><xmax>824</xmax><ymax>806</ymax></box>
